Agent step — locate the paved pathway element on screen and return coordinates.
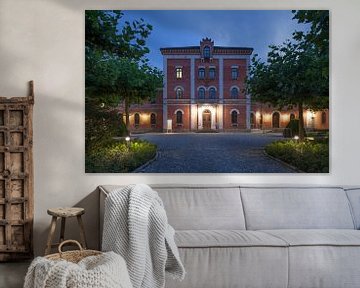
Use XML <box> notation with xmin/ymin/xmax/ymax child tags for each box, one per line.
<box><xmin>135</xmin><ymin>132</ymin><xmax>295</xmax><ymax>173</ymax></box>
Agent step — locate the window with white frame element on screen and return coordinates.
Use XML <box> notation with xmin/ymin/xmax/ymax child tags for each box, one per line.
<box><xmin>231</xmin><ymin>87</ymin><xmax>239</xmax><ymax>99</ymax></box>
<box><xmin>134</xmin><ymin>113</ymin><xmax>140</xmax><ymax>127</ymax></box>
<box><xmin>209</xmin><ymin>87</ymin><xmax>216</xmax><ymax>99</ymax></box>
<box><xmin>209</xmin><ymin>68</ymin><xmax>216</xmax><ymax>79</ymax></box>
<box><xmin>198</xmin><ymin>68</ymin><xmax>205</xmax><ymax>79</ymax></box>
<box><xmin>231</xmin><ymin>67</ymin><xmax>239</xmax><ymax>80</ymax></box>
<box><xmin>198</xmin><ymin>87</ymin><xmax>205</xmax><ymax>99</ymax></box>
<box><xmin>175</xmin><ymin>87</ymin><xmax>183</xmax><ymax>99</ymax></box>
<box><xmin>176</xmin><ymin>111</ymin><xmax>183</xmax><ymax>125</ymax></box>
<box><xmin>176</xmin><ymin>67</ymin><xmax>183</xmax><ymax>79</ymax></box>
<box><xmin>203</xmin><ymin>46</ymin><xmax>211</xmax><ymax>58</ymax></box>
<box><xmin>150</xmin><ymin>113</ymin><xmax>156</xmax><ymax>126</ymax></box>
<box><xmin>231</xmin><ymin>111</ymin><xmax>238</xmax><ymax>125</ymax></box>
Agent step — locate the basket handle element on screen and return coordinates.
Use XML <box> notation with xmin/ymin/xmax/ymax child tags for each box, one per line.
<box><xmin>58</xmin><ymin>240</ymin><xmax>83</xmax><ymax>255</ymax></box>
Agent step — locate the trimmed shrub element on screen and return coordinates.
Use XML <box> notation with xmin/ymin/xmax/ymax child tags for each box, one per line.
<box><xmin>265</xmin><ymin>139</ymin><xmax>329</xmax><ymax>173</ymax></box>
<box><xmin>86</xmin><ymin>139</ymin><xmax>157</xmax><ymax>173</ymax></box>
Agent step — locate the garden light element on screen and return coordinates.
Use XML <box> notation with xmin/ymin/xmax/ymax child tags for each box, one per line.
<box><xmin>294</xmin><ymin>135</ymin><xmax>299</xmax><ymax>140</ymax></box>
<box><xmin>125</xmin><ymin>136</ymin><xmax>131</xmax><ymax>142</ymax></box>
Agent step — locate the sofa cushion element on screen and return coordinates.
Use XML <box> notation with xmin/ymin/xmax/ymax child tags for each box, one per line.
<box><xmin>165</xmin><ymin>247</ymin><xmax>288</xmax><ymax>288</ymax></box>
<box><xmin>154</xmin><ymin>186</ymin><xmax>246</xmax><ymax>230</ymax></box>
<box><xmin>261</xmin><ymin>230</ymin><xmax>360</xmax><ymax>288</ymax></box>
<box><xmin>345</xmin><ymin>188</ymin><xmax>360</xmax><ymax>229</ymax></box>
<box><xmin>241</xmin><ymin>187</ymin><xmax>355</xmax><ymax>230</ymax></box>
<box><xmin>175</xmin><ymin>230</ymin><xmax>288</xmax><ymax>248</ymax></box>
<box><xmin>287</xmin><ymin>246</ymin><xmax>360</xmax><ymax>288</ymax></box>
<box><xmin>262</xmin><ymin>229</ymin><xmax>360</xmax><ymax>246</ymax></box>
<box><xmin>100</xmin><ymin>185</ymin><xmax>246</xmax><ymax>230</ymax></box>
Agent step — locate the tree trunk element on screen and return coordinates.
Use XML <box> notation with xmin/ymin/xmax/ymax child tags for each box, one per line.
<box><xmin>298</xmin><ymin>102</ymin><xmax>305</xmax><ymax>141</ymax></box>
<box><xmin>125</xmin><ymin>97</ymin><xmax>130</xmax><ymax>136</ymax></box>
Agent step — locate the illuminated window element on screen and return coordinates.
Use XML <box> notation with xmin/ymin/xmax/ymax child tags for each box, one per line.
<box><xmin>231</xmin><ymin>68</ymin><xmax>239</xmax><ymax>80</ymax></box>
<box><xmin>176</xmin><ymin>67</ymin><xmax>183</xmax><ymax>79</ymax></box>
<box><xmin>151</xmin><ymin>113</ymin><xmax>156</xmax><ymax>126</ymax></box>
<box><xmin>134</xmin><ymin>113</ymin><xmax>140</xmax><ymax>127</ymax></box>
<box><xmin>198</xmin><ymin>68</ymin><xmax>205</xmax><ymax>79</ymax></box>
<box><xmin>203</xmin><ymin>46</ymin><xmax>211</xmax><ymax>58</ymax></box>
<box><xmin>231</xmin><ymin>111</ymin><xmax>238</xmax><ymax>125</ymax></box>
<box><xmin>209</xmin><ymin>68</ymin><xmax>216</xmax><ymax>79</ymax></box>
<box><xmin>176</xmin><ymin>111</ymin><xmax>183</xmax><ymax>125</ymax></box>
<box><xmin>209</xmin><ymin>87</ymin><xmax>216</xmax><ymax>99</ymax></box>
<box><xmin>321</xmin><ymin>111</ymin><xmax>326</xmax><ymax>124</ymax></box>
<box><xmin>176</xmin><ymin>87</ymin><xmax>183</xmax><ymax>99</ymax></box>
<box><xmin>231</xmin><ymin>87</ymin><xmax>239</xmax><ymax>99</ymax></box>
<box><xmin>198</xmin><ymin>88</ymin><xmax>205</xmax><ymax>99</ymax></box>
<box><xmin>272</xmin><ymin>112</ymin><xmax>280</xmax><ymax>128</ymax></box>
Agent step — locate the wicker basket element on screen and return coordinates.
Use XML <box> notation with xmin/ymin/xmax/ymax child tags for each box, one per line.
<box><xmin>45</xmin><ymin>240</ymin><xmax>102</xmax><ymax>263</ymax></box>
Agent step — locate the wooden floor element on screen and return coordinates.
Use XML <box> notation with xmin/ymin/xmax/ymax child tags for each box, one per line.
<box><xmin>0</xmin><ymin>261</ymin><xmax>30</xmax><ymax>288</ymax></box>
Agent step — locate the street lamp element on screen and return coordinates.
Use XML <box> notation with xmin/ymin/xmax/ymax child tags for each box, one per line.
<box><xmin>125</xmin><ymin>136</ymin><xmax>131</xmax><ymax>149</ymax></box>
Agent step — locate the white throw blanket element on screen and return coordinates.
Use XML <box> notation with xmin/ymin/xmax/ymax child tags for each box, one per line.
<box><xmin>24</xmin><ymin>252</ymin><xmax>132</xmax><ymax>288</ymax></box>
<box><xmin>102</xmin><ymin>184</ymin><xmax>185</xmax><ymax>288</ymax></box>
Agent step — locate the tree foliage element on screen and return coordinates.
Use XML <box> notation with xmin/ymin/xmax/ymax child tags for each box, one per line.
<box><xmin>85</xmin><ymin>10</ymin><xmax>162</xmax><ymax>150</ymax></box>
<box><xmin>246</xmin><ymin>10</ymin><xmax>329</xmax><ymax>140</ymax></box>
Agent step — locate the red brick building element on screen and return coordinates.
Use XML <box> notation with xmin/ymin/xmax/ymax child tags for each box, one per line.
<box><xmin>120</xmin><ymin>38</ymin><xmax>329</xmax><ymax>133</ymax></box>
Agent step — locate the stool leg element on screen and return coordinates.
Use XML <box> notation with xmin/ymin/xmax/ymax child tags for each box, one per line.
<box><xmin>77</xmin><ymin>215</ymin><xmax>87</xmax><ymax>249</ymax></box>
<box><xmin>60</xmin><ymin>217</ymin><xmax>66</xmax><ymax>243</ymax></box>
<box><xmin>45</xmin><ymin>216</ymin><xmax>57</xmax><ymax>255</ymax></box>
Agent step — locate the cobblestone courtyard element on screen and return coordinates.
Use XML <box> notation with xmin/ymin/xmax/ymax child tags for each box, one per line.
<box><xmin>136</xmin><ymin>133</ymin><xmax>295</xmax><ymax>173</ymax></box>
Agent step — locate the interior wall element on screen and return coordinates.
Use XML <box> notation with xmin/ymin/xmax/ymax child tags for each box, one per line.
<box><xmin>0</xmin><ymin>0</ymin><xmax>359</xmax><ymax>256</ymax></box>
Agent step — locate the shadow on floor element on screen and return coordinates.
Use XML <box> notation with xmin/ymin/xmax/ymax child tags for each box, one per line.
<box><xmin>0</xmin><ymin>261</ymin><xmax>30</xmax><ymax>288</ymax></box>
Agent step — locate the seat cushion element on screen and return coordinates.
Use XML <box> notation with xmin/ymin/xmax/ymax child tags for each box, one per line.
<box><xmin>154</xmin><ymin>186</ymin><xmax>246</xmax><ymax>230</ymax></box>
<box><xmin>262</xmin><ymin>229</ymin><xmax>360</xmax><ymax>246</ymax></box>
<box><xmin>261</xmin><ymin>230</ymin><xmax>360</xmax><ymax>288</ymax></box>
<box><xmin>175</xmin><ymin>230</ymin><xmax>288</xmax><ymax>247</ymax></box>
<box><xmin>166</xmin><ymin>246</ymin><xmax>288</xmax><ymax>288</ymax></box>
<box><xmin>241</xmin><ymin>187</ymin><xmax>355</xmax><ymax>230</ymax></box>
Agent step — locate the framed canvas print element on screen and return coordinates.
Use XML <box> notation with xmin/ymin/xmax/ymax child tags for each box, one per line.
<box><xmin>85</xmin><ymin>10</ymin><xmax>329</xmax><ymax>173</ymax></box>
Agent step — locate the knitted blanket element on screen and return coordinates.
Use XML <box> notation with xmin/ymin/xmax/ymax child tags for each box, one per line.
<box><xmin>24</xmin><ymin>251</ymin><xmax>132</xmax><ymax>288</ymax></box>
<box><xmin>102</xmin><ymin>184</ymin><xmax>185</xmax><ymax>288</ymax></box>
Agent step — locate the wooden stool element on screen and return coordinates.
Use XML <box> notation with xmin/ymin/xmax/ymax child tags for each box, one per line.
<box><xmin>45</xmin><ymin>207</ymin><xmax>87</xmax><ymax>255</ymax></box>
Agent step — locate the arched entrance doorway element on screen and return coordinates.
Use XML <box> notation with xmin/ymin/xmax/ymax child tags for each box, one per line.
<box><xmin>272</xmin><ymin>112</ymin><xmax>280</xmax><ymax>128</ymax></box>
<box><xmin>202</xmin><ymin>109</ymin><xmax>211</xmax><ymax>130</ymax></box>
<box><xmin>250</xmin><ymin>112</ymin><xmax>255</xmax><ymax>129</ymax></box>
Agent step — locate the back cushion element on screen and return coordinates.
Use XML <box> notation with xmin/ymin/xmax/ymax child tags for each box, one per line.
<box><xmin>345</xmin><ymin>188</ymin><xmax>360</xmax><ymax>229</ymax></box>
<box><xmin>241</xmin><ymin>187</ymin><xmax>355</xmax><ymax>230</ymax></box>
<box><xmin>154</xmin><ymin>186</ymin><xmax>246</xmax><ymax>230</ymax></box>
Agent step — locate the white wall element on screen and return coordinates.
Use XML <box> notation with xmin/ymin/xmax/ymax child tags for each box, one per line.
<box><xmin>0</xmin><ymin>0</ymin><xmax>359</xmax><ymax>256</ymax></box>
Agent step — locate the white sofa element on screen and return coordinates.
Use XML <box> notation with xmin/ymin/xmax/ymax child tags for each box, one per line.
<box><xmin>99</xmin><ymin>185</ymin><xmax>360</xmax><ymax>288</ymax></box>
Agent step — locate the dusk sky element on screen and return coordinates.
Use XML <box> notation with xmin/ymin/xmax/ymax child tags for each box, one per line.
<box><xmin>119</xmin><ymin>10</ymin><xmax>309</xmax><ymax>70</ymax></box>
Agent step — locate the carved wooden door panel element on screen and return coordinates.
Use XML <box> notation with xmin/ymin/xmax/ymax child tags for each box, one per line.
<box><xmin>0</xmin><ymin>81</ymin><xmax>34</xmax><ymax>261</ymax></box>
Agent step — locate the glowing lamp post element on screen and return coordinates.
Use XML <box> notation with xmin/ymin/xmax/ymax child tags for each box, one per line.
<box><xmin>125</xmin><ymin>136</ymin><xmax>131</xmax><ymax>148</ymax></box>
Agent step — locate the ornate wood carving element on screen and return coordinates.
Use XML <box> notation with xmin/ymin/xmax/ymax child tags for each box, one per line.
<box><xmin>0</xmin><ymin>81</ymin><xmax>34</xmax><ymax>261</ymax></box>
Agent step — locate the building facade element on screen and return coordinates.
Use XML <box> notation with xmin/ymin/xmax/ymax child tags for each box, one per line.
<box><xmin>120</xmin><ymin>38</ymin><xmax>329</xmax><ymax>133</ymax></box>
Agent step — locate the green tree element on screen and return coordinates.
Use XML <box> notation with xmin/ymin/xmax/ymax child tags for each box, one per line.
<box><xmin>87</xmin><ymin>56</ymin><xmax>162</xmax><ymax>133</ymax></box>
<box><xmin>85</xmin><ymin>10</ymin><xmax>161</xmax><ymax>150</ymax></box>
<box><xmin>293</xmin><ymin>10</ymin><xmax>329</xmax><ymax>96</ymax></box>
<box><xmin>247</xmin><ymin>10</ymin><xmax>329</xmax><ymax>140</ymax></box>
<box><xmin>85</xmin><ymin>10</ymin><xmax>152</xmax><ymax>61</ymax></box>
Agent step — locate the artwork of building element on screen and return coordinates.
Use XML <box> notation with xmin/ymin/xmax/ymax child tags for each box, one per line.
<box><xmin>119</xmin><ymin>38</ymin><xmax>329</xmax><ymax>133</ymax></box>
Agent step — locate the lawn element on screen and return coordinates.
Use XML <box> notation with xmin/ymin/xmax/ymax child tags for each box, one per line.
<box><xmin>265</xmin><ymin>139</ymin><xmax>329</xmax><ymax>173</ymax></box>
<box><xmin>85</xmin><ymin>139</ymin><xmax>157</xmax><ymax>173</ymax></box>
